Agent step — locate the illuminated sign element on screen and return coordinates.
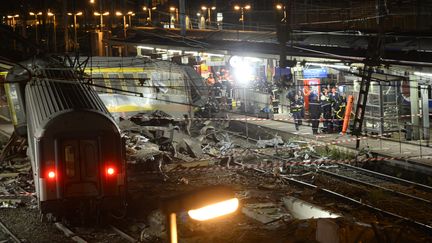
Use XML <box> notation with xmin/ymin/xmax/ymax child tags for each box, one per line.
<box><xmin>303</xmin><ymin>68</ymin><xmax>328</xmax><ymax>78</ymax></box>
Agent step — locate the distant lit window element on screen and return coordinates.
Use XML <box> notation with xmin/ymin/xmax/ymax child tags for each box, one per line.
<box><xmin>92</xmin><ymin>74</ymin><xmax>107</xmax><ymax>93</ymax></box>
<box><xmin>123</xmin><ymin>73</ymin><xmax>137</xmax><ymax>93</ymax></box>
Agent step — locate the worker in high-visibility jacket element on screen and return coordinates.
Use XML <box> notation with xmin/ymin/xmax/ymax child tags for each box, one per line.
<box><xmin>290</xmin><ymin>94</ymin><xmax>304</xmax><ymax>131</ymax></box>
<box><xmin>334</xmin><ymin>93</ymin><xmax>347</xmax><ymax>133</ymax></box>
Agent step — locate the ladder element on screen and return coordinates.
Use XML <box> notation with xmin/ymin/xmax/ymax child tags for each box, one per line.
<box><xmin>351</xmin><ymin>66</ymin><xmax>374</xmax><ymax>148</ymax></box>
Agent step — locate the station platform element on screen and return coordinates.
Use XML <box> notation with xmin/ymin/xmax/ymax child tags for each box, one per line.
<box><xmin>230</xmin><ymin>112</ymin><xmax>432</xmax><ymax>168</ymax></box>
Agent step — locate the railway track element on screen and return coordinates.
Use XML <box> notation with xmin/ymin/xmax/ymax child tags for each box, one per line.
<box><xmin>0</xmin><ymin>218</ymin><xmax>23</xmax><ymax>242</ymax></box>
<box><xmin>54</xmin><ymin>221</ymin><xmax>140</xmax><ymax>243</ymax></box>
<box><xmin>317</xmin><ymin>163</ymin><xmax>432</xmax><ymax>204</ymax></box>
<box><xmin>225</xmin><ymin>130</ymin><xmax>432</xmax><ymax>233</ymax></box>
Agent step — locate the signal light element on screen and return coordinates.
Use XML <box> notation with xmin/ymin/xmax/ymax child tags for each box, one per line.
<box><xmin>106</xmin><ymin>167</ymin><xmax>116</xmax><ymax>176</ymax></box>
<box><xmin>47</xmin><ymin>170</ymin><xmax>56</xmax><ymax>179</ymax></box>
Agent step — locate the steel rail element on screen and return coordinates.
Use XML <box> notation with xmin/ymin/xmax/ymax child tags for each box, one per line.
<box><xmin>54</xmin><ymin>222</ymin><xmax>88</xmax><ymax>243</ymax></box>
<box><xmin>337</xmin><ymin>162</ymin><xmax>432</xmax><ymax>192</ymax></box>
<box><xmin>110</xmin><ymin>225</ymin><xmax>138</xmax><ymax>243</ymax></box>
<box><xmin>0</xmin><ymin>219</ymin><xmax>22</xmax><ymax>243</ymax></box>
<box><xmin>317</xmin><ymin>168</ymin><xmax>432</xmax><ymax>204</ymax></box>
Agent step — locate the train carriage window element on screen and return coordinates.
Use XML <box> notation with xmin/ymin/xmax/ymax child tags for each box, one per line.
<box><xmin>80</xmin><ymin>140</ymin><xmax>97</xmax><ymax>178</ymax></box>
<box><xmin>123</xmin><ymin>73</ymin><xmax>137</xmax><ymax>93</ymax></box>
<box><xmin>108</xmin><ymin>74</ymin><xmax>122</xmax><ymax>92</ymax></box>
<box><xmin>92</xmin><ymin>74</ymin><xmax>107</xmax><ymax>93</ymax></box>
<box><xmin>138</xmin><ymin>73</ymin><xmax>153</xmax><ymax>95</ymax></box>
<box><xmin>65</xmin><ymin>145</ymin><xmax>76</xmax><ymax>178</ymax></box>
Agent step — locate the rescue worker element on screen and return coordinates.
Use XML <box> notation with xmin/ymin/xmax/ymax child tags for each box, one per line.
<box><xmin>320</xmin><ymin>88</ymin><xmax>332</xmax><ymax>133</ymax></box>
<box><xmin>334</xmin><ymin>93</ymin><xmax>347</xmax><ymax>133</ymax></box>
<box><xmin>291</xmin><ymin>94</ymin><xmax>304</xmax><ymax>131</ymax></box>
<box><xmin>309</xmin><ymin>94</ymin><xmax>322</xmax><ymax>135</ymax></box>
<box><xmin>206</xmin><ymin>73</ymin><xmax>216</xmax><ymax>86</ymax></box>
<box><xmin>329</xmin><ymin>87</ymin><xmax>340</xmax><ymax>132</ymax></box>
<box><xmin>297</xmin><ymin>90</ymin><xmax>305</xmax><ymax>119</ymax></box>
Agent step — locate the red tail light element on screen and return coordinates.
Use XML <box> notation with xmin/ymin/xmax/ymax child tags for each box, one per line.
<box><xmin>106</xmin><ymin>166</ymin><xmax>116</xmax><ymax>176</ymax></box>
<box><xmin>47</xmin><ymin>170</ymin><xmax>56</xmax><ymax>179</ymax></box>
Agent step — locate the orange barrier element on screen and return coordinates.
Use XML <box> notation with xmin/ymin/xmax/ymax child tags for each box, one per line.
<box><xmin>342</xmin><ymin>95</ymin><xmax>354</xmax><ymax>135</ymax></box>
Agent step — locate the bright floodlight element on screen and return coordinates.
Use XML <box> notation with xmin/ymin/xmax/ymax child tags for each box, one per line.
<box><xmin>103</xmin><ymin>12</ymin><xmax>109</xmax><ymax>16</ymax></box>
<box><xmin>245</xmin><ymin>5</ymin><xmax>251</xmax><ymax>10</ymax></box>
<box><xmin>152</xmin><ymin>7</ymin><xmax>157</xmax><ymax>10</ymax></box>
<box><xmin>234</xmin><ymin>5</ymin><xmax>240</xmax><ymax>10</ymax></box>
<box><xmin>143</xmin><ymin>6</ymin><xmax>148</xmax><ymax>10</ymax></box>
<box><xmin>188</xmin><ymin>198</ymin><xmax>239</xmax><ymax>221</ymax></box>
<box><xmin>276</xmin><ymin>4</ymin><xmax>283</xmax><ymax>10</ymax></box>
<box><xmin>234</xmin><ymin>61</ymin><xmax>254</xmax><ymax>85</ymax></box>
<box><xmin>76</xmin><ymin>12</ymin><xmax>83</xmax><ymax>16</ymax></box>
<box><xmin>48</xmin><ymin>12</ymin><xmax>54</xmax><ymax>16</ymax></box>
<box><xmin>94</xmin><ymin>12</ymin><xmax>100</xmax><ymax>16</ymax></box>
<box><xmin>115</xmin><ymin>11</ymin><xmax>122</xmax><ymax>16</ymax></box>
<box><xmin>211</xmin><ymin>6</ymin><xmax>216</xmax><ymax>10</ymax></box>
<box><xmin>201</xmin><ymin>6</ymin><xmax>207</xmax><ymax>10</ymax></box>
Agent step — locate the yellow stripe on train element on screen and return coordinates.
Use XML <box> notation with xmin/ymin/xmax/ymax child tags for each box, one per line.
<box><xmin>85</xmin><ymin>67</ymin><xmax>152</xmax><ymax>73</ymax></box>
<box><xmin>106</xmin><ymin>104</ymin><xmax>189</xmax><ymax>113</ymax></box>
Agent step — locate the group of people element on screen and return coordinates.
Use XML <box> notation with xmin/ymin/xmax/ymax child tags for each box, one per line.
<box><xmin>289</xmin><ymin>87</ymin><xmax>347</xmax><ymax>135</ymax></box>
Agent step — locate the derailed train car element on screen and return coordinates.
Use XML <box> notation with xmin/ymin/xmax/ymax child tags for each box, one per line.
<box><xmin>82</xmin><ymin>57</ymin><xmax>207</xmax><ymax>119</ymax></box>
<box><xmin>5</xmin><ymin>57</ymin><xmax>126</xmax><ymax>218</ymax></box>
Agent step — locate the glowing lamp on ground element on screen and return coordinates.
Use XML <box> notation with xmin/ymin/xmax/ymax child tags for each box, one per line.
<box><xmin>162</xmin><ymin>186</ymin><xmax>239</xmax><ymax>243</ymax></box>
<box><xmin>188</xmin><ymin>198</ymin><xmax>239</xmax><ymax>221</ymax></box>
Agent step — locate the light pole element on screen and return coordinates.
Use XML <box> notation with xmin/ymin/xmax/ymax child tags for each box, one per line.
<box><xmin>7</xmin><ymin>15</ymin><xmax>19</xmax><ymax>31</ymax></box>
<box><xmin>94</xmin><ymin>11</ymin><xmax>109</xmax><ymax>31</ymax></box>
<box><xmin>169</xmin><ymin>7</ymin><xmax>178</xmax><ymax>28</ymax></box>
<box><xmin>115</xmin><ymin>11</ymin><xmax>127</xmax><ymax>38</ymax></box>
<box><xmin>143</xmin><ymin>6</ymin><xmax>156</xmax><ymax>23</ymax></box>
<box><xmin>276</xmin><ymin>4</ymin><xmax>287</xmax><ymax>22</ymax></box>
<box><xmin>234</xmin><ymin>4</ymin><xmax>251</xmax><ymax>31</ymax></box>
<box><xmin>47</xmin><ymin>11</ymin><xmax>57</xmax><ymax>52</ymax></box>
<box><xmin>127</xmin><ymin>11</ymin><xmax>135</xmax><ymax>27</ymax></box>
<box><xmin>29</xmin><ymin>12</ymin><xmax>42</xmax><ymax>43</ymax></box>
<box><xmin>201</xmin><ymin>6</ymin><xmax>216</xmax><ymax>27</ymax></box>
<box><xmin>67</xmin><ymin>11</ymin><xmax>83</xmax><ymax>48</ymax></box>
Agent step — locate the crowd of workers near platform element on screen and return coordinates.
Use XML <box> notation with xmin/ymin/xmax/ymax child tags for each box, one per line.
<box><xmin>204</xmin><ymin>71</ymin><xmax>347</xmax><ymax>135</ymax></box>
<box><xmin>288</xmin><ymin>87</ymin><xmax>347</xmax><ymax>135</ymax></box>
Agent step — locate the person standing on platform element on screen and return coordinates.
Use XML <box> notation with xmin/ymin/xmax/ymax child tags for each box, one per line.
<box><xmin>330</xmin><ymin>87</ymin><xmax>340</xmax><ymax>132</ymax></box>
<box><xmin>309</xmin><ymin>94</ymin><xmax>322</xmax><ymax>135</ymax></box>
<box><xmin>291</xmin><ymin>94</ymin><xmax>304</xmax><ymax>131</ymax></box>
<box><xmin>206</xmin><ymin>73</ymin><xmax>216</xmax><ymax>86</ymax></box>
<box><xmin>297</xmin><ymin>90</ymin><xmax>305</xmax><ymax>120</ymax></box>
<box><xmin>334</xmin><ymin>93</ymin><xmax>347</xmax><ymax>133</ymax></box>
<box><xmin>320</xmin><ymin>88</ymin><xmax>332</xmax><ymax>133</ymax></box>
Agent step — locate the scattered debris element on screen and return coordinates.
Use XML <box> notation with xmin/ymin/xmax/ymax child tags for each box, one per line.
<box><xmin>256</xmin><ymin>135</ymin><xmax>284</xmax><ymax>148</ymax></box>
<box><xmin>242</xmin><ymin>202</ymin><xmax>290</xmax><ymax>226</ymax></box>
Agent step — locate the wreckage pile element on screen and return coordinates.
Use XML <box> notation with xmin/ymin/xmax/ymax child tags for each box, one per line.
<box><xmin>122</xmin><ymin>111</ymin><xmax>238</xmax><ymax>172</ymax></box>
<box><xmin>0</xmin><ymin>157</ymin><xmax>35</xmax><ymax>209</ymax></box>
<box><xmin>121</xmin><ymin>110</ymin><xmax>328</xmax><ymax>175</ymax></box>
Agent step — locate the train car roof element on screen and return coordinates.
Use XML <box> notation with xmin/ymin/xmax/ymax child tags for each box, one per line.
<box><xmin>26</xmin><ymin>67</ymin><xmax>113</xmax><ymax>131</ymax></box>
